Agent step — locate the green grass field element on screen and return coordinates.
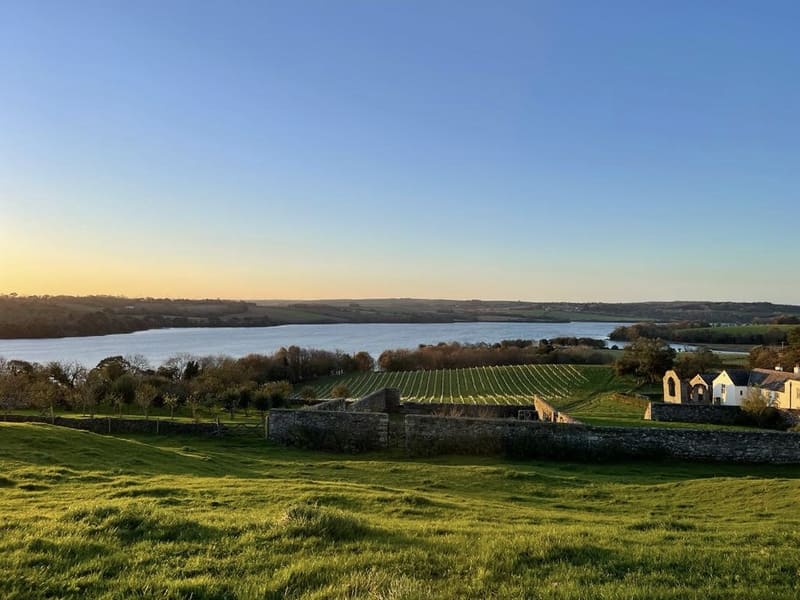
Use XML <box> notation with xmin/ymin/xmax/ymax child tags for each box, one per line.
<box><xmin>2</xmin><ymin>423</ymin><xmax>799</xmax><ymax>599</ymax></box>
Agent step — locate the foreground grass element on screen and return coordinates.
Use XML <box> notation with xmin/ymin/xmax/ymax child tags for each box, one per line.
<box><xmin>2</xmin><ymin>424</ymin><xmax>800</xmax><ymax>599</ymax></box>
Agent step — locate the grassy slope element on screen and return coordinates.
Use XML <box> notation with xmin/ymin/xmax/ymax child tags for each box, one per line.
<box><xmin>1</xmin><ymin>423</ymin><xmax>799</xmax><ymax>599</ymax></box>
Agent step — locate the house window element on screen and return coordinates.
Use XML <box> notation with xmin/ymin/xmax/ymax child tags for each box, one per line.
<box><xmin>740</xmin><ymin>390</ymin><xmax>743</xmax><ymax>396</ymax></box>
<box><xmin>721</xmin><ymin>384</ymin><xmax>726</xmax><ymax>395</ymax></box>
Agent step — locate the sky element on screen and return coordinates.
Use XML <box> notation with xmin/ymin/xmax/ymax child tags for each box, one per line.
<box><xmin>1</xmin><ymin>1</ymin><xmax>798</xmax><ymax>303</ymax></box>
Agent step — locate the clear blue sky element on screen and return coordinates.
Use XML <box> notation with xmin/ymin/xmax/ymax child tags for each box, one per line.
<box><xmin>1</xmin><ymin>1</ymin><xmax>798</xmax><ymax>302</ymax></box>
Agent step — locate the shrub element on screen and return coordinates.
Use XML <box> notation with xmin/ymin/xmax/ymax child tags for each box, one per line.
<box><xmin>300</xmin><ymin>385</ymin><xmax>318</xmax><ymax>401</ymax></box>
<box><xmin>331</xmin><ymin>384</ymin><xmax>350</xmax><ymax>399</ymax></box>
<box><xmin>741</xmin><ymin>388</ymin><xmax>788</xmax><ymax>430</ymax></box>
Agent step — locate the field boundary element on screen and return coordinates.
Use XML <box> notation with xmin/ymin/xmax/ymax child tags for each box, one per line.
<box><xmin>268</xmin><ymin>388</ymin><xmax>800</xmax><ymax>463</ymax></box>
<box><xmin>0</xmin><ymin>414</ymin><xmax>227</xmax><ymax>436</ymax></box>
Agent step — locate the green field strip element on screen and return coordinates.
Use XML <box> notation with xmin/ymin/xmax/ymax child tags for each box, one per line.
<box><xmin>301</xmin><ymin>365</ymin><xmax>629</xmax><ymax>407</ymax></box>
<box><xmin>485</xmin><ymin>366</ymin><xmax>512</xmax><ymax>402</ymax></box>
<box><xmin>508</xmin><ymin>365</ymin><xmax>538</xmax><ymax>399</ymax></box>
<box><xmin>405</xmin><ymin>369</ymin><xmax>420</xmax><ymax>400</ymax></box>
<box><xmin>520</xmin><ymin>365</ymin><xmax>553</xmax><ymax>397</ymax></box>
<box><xmin>505</xmin><ymin>365</ymin><xmax>532</xmax><ymax>397</ymax></box>
<box><xmin>539</xmin><ymin>364</ymin><xmax>569</xmax><ymax>396</ymax></box>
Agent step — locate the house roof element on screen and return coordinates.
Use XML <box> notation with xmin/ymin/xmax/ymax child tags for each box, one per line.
<box><xmin>723</xmin><ymin>369</ymin><xmax>751</xmax><ymax>386</ymax></box>
<box><xmin>749</xmin><ymin>368</ymin><xmax>800</xmax><ymax>392</ymax></box>
<box><xmin>696</xmin><ymin>372</ymin><xmax>718</xmax><ymax>385</ymax></box>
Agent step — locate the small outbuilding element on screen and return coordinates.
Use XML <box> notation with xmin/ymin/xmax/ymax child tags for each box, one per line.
<box><xmin>688</xmin><ymin>373</ymin><xmax>716</xmax><ymax>404</ymax></box>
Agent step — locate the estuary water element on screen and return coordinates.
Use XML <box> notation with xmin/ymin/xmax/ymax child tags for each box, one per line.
<box><xmin>0</xmin><ymin>321</ymin><xmax>628</xmax><ymax>368</ymax></box>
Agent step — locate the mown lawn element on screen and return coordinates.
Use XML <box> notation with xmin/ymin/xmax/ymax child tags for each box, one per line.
<box><xmin>1</xmin><ymin>423</ymin><xmax>799</xmax><ymax>599</ymax></box>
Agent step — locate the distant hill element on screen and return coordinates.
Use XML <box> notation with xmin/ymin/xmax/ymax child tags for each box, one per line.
<box><xmin>1</xmin><ymin>295</ymin><xmax>799</xmax><ymax>339</ymax></box>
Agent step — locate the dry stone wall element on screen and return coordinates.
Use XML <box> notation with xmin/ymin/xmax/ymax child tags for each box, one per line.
<box><xmin>645</xmin><ymin>402</ymin><xmax>742</xmax><ymax>425</ymax></box>
<box><xmin>0</xmin><ymin>414</ymin><xmax>223</xmax><ymax>436</ymax></box>
<box><xmin>268</xmin><ymin>408</ymin><xmax>388</xmax><ymax>453</ymax></box>
<box><xmin>404</xmin><ymin>415</ymin><xmax>800</xmax><ymax>463</ymax></box>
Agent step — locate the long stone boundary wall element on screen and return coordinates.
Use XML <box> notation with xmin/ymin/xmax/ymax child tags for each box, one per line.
<box><xmin>533</xmin><ymin>396</ymin><xmax>582</xmax><ymax>424</ymax></box>
<box><xmin>404</xmin><ymin>415</ymin><xmax>800</xmax><ymax>464</ymax></box>
<box><xmin>0</xmin><ymin>414</ymin><xmax>223</xmax><ymax>436</ymax></box>
<box><xmin>645</xmin><ymin>402</ymin><xmax>742</xmax><ymax>425</ymax></box>
<box><xmin>268</xmin><ymin>409</ymin><xmax>388</xmax><ymax>453</ymax></box>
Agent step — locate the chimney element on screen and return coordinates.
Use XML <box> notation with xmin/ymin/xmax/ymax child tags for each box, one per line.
<box><xmin>794</xmin><ymin>365</ymin><xmax>800</xmax><ymax>375</ymax></box>
<box><xmin>775</xmin><ymin>365</ymin><xmax>783</xmax><ymax>372</ymax></box>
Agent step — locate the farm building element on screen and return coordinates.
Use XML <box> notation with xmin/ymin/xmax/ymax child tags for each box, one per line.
<box><xmin>663</xmin><ymin>367</ymin><xmax>800</xmax><ymax>409</ymax></box>
<box><xmin>662</xmin><ymin>370</ymin><xmax>716</xmax><ymax>404</ymax></box>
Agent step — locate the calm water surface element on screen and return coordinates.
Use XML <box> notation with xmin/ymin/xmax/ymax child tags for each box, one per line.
<box><xmin>0</xmin><ymin>322</ymin><xmax>628</xmax><ymax>367</ymax></box>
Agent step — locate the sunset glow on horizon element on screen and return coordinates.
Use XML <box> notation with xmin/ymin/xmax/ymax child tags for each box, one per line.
<box><xmin>2</xmin><ymin>1</ymin><xmax>799</xmax><ymax>304</ymax></box>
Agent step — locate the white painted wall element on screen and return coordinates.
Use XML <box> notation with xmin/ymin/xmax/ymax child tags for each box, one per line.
<box><xmin>711</xmin><ymin>372</ymin><xmax>747</xmax><ymax>406</ymax></box>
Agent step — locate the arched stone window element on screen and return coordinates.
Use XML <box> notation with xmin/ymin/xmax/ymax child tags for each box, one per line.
<box><xmin>667</xmin><ymin>377</ymin><xmax>676</xmax><ymax>397</ymax></box>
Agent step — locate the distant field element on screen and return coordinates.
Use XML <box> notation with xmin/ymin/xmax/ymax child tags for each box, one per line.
<box><xmin>297</xmin><ymin>364</ymin><xmax>630</xmax><ymax>405</ymax></box>
<box><xmin>673</xmin><ymin>324</ymin><xmax>797</xmax><ymax>336</ymax></box>
<box><xmin>2</xmin><ymin>424</ymin><xmax>800</xmax><ymax>599</ymax></box>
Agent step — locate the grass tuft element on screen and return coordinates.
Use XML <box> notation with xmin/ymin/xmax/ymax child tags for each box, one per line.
<box><xmin>629</xmin><ymin>518</ymin><xmax>698</xmax><ymax>532</ymax></box>
<box><xmin>277</xmin><ymin>502</ymin><xmax>371</xmax><ymax>542</ymax></box>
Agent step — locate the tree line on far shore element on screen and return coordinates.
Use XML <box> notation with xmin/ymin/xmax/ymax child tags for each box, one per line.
<box><xmin>610</xmin><ymin>322</ymin><xmax>800</xmax><ymax>346</ymax></box>
<box><xmin>377</xmin><ymin>338</ymin><xmax>611</xmax><ymax>371</ymax></box>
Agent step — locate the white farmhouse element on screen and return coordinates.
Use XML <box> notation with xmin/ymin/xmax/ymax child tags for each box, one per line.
<box><xmin>711</xmin><ymin>369</ymin><xmax>751</xmax><ymax>406</ymax></box>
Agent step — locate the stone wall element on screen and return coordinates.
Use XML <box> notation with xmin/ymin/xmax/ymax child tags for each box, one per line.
<box><xmin>0</xmin><ymin>414</ymin><xmax>223</xmax><ymax>436</ymax></box>
<box><xmin>268</xmin><ymin>408</ymin><xmax>388</xmax><ymax>452</ymax></box>
<box><xmin>349</xmin><ymin>388</ymin><xmax>401</xmax><ymax>413</ymax></box>
<box><xmin>404</xmin><ymin>415</ymin><xmax>800</xmax><ymax>464</ymax></box>
<box><xmin>645</xmin><ymin>402</ymin><xmax>742</xmax><ymax>425</ymax></box>
<box><xmin>399</xmin><ymin>402</ymin><xmax>527</xmax><ymax>419</ymax></box>
<box><xmin>533</xmin><ymin>396</ymin><xmax>582</xmax><ymax>424</ymax></box>
<box><xmin>308</xmin><ymin>398</ymin><xmax>348</xmax><ymax>411</ymax></box>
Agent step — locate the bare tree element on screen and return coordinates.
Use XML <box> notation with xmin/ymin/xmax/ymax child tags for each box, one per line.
<box><xmin>135</xmin><ymin>383</ymin><xmax>158</xmax><ymax>419</ymax></box>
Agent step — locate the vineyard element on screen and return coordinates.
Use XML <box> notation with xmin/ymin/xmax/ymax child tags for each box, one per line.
<box><xmin>295</xmin><ymin>364</ymin><xmax>618</xmax><ymax>405</ymax></box>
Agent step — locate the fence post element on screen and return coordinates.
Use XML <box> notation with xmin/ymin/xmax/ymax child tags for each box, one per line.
<box><xmin>107</xmin><ymin>417</ymin><xmax>111</xmax><ymax>434</ymax></box>
<box><xmin>156</xmin><ymin>418</ymin><xmax>160</xmax><ymax>435</ymax></box>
